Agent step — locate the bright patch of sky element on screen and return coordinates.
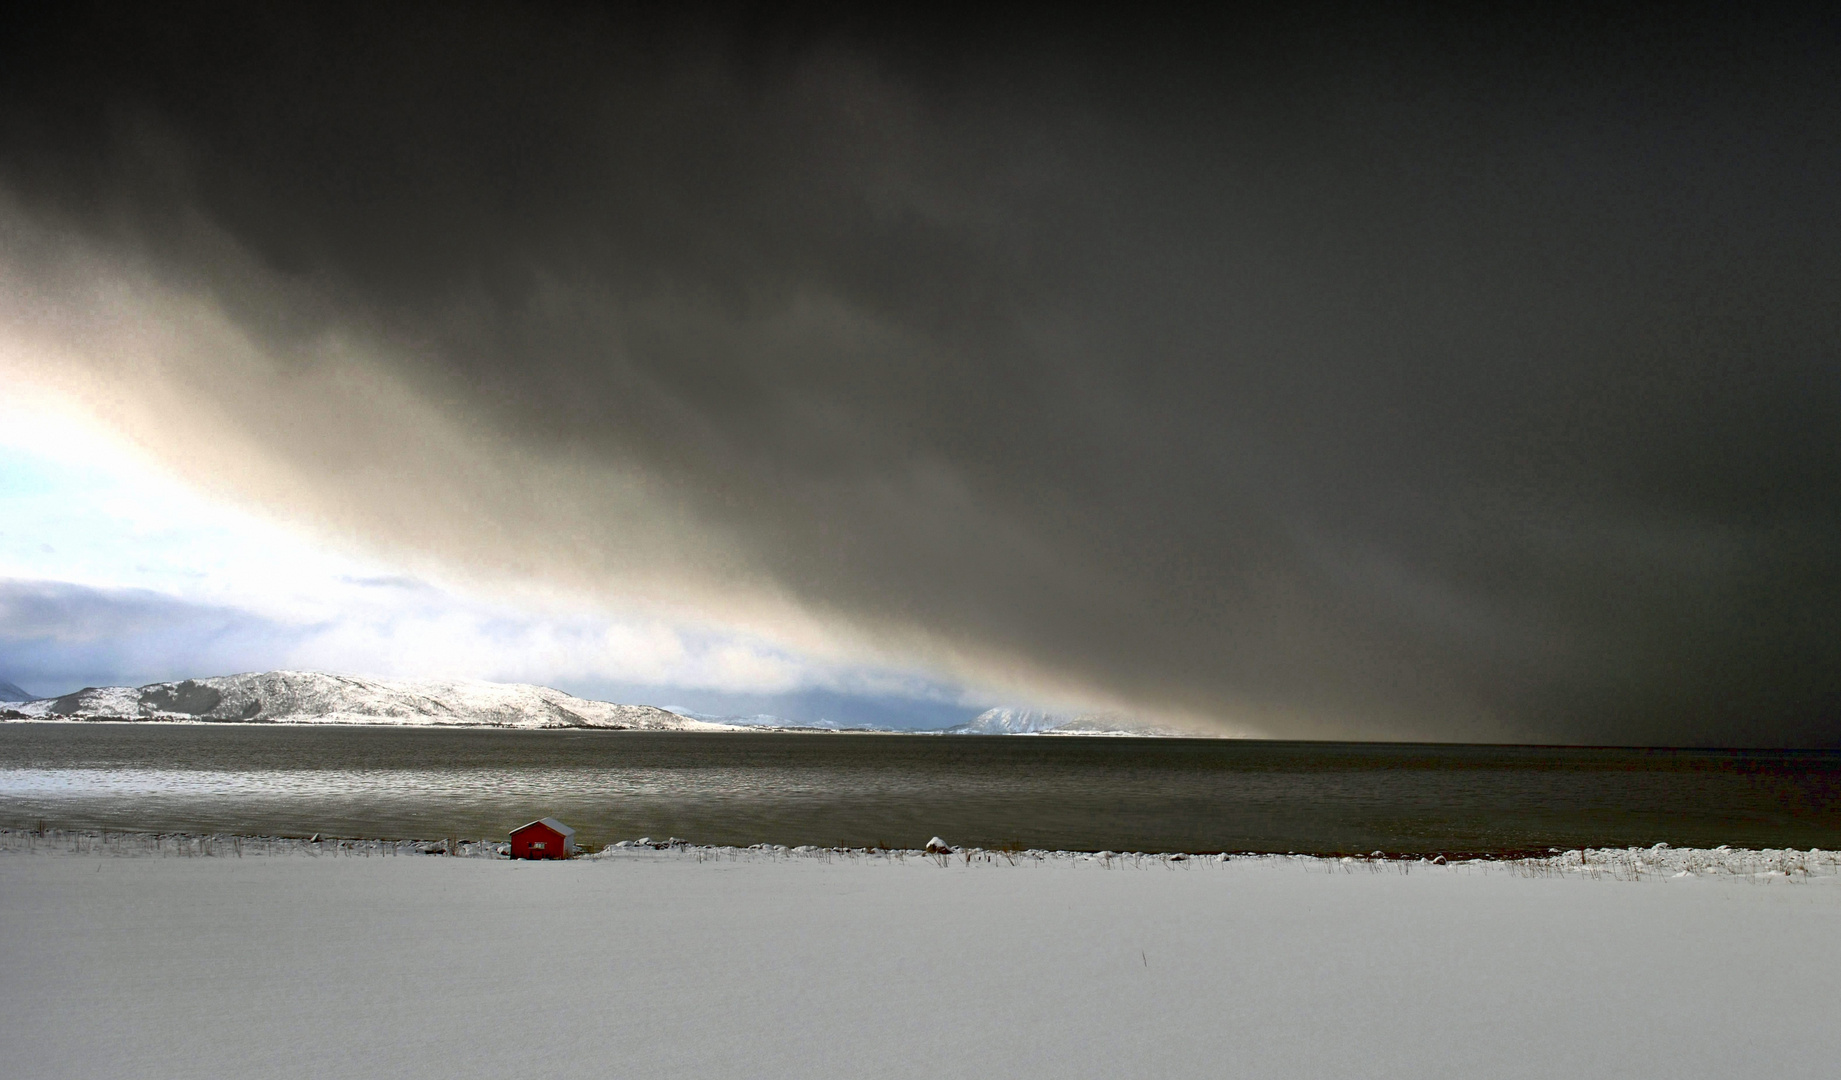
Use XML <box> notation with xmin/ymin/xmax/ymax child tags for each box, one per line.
<box><xmin>0</xmin><ymin>418</ymin><xmax>980</xmax><ymax>727</ymax></box>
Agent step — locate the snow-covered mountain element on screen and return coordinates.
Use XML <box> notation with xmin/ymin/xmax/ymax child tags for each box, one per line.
<box><xmin>944</xmin><ymin>707</ymin><xmax>1190</xmax><ymax>737</ymax></box>
<box><xmin>0</xmin><ymin>671</ymin><xmax>1196</xmax><ymax>735</ymax></box>
<box><xmin>0</xmin><ymin>679</ymin><xmax>33</xmax><ymax>703</ymax></box>
<box><xmin>947</xmin><ymin>707</ymin><xmax>1070</xmax><ymax>734</ymax></box>
<box><xmin>0</xmin><ymin>671</ymin><xmax>745</xmax><ymax>730</ymax></box>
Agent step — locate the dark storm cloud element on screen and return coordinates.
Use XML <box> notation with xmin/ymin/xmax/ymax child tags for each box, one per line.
<box><xmin>4</xmin><ymin>4</ymin><xmax>1840</xmax><ymax>743</ymax></box>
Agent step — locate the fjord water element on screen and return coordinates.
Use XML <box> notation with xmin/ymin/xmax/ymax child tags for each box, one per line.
<box><xmin>2</xmin><ymin>724</ymin><xmax>1837</xmax><ymax>853</ymax></box>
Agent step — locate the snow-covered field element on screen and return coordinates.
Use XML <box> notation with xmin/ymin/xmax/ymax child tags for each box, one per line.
<box><xmin>3</xmin><ymin>835</ymin><xmax>1837</xmax><ymax>1079</ymax></box>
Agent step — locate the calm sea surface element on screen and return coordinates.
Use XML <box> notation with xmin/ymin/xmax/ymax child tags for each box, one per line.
<box><xmin>2</xmin><ymin>723</ymin><xmax>1837</xmax><ymax>854</ymax></box>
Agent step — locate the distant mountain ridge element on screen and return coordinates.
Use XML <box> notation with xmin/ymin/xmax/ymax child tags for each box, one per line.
<box><xmin>660</xmin><ymin>707</ymin><xmax>877</xmax><ymax>732</ymax></box>
<box><xmin>947</xmin><ymin>707</ymin><xmax>1068</xmax><ymax>734</ymax></box>
<box><xmin>0</xmin><ymin>671</ymin><xmax>742</xmax><ymax>730</ymax></box>
<box><xmin>0</xmin><ymin>671</ymin><xmax>1192</xmax><ymax>735</ymax></box>
<box><xmin>0</xmin><ymin>679</ymin><xmax>32</xmax><ymax>703</ymax></box>
<box><xmin>945</xmin><ymin>707</ymin><xmax>1190</xmax><ymax>737</ymax></box>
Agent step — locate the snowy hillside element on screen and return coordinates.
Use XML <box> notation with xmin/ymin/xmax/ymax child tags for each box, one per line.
<box><xmin>949</xmin><ymin>707</ymin><xmax>1071</xmax><ymax>734</ymax></box>
<box><xmin>0</xmin><ymin>671</ymin><xmax>744</xmax><ymax>730</ymax></box>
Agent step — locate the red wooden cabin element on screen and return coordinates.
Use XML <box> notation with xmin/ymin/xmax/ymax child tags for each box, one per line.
<box><xmin>509</xmin><ymin>817</ymin><xmax>575</xmax><ymax>859</ymax></box>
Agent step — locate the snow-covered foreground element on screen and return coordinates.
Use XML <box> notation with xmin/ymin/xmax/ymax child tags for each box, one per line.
<box><xmin>3</xmin><ymin>840</ymin><xmax>1838</xmax><ymax>1080</ymax></box>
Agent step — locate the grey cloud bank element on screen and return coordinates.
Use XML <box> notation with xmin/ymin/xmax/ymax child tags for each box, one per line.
<box><xmin>0</xmin><ymin>579</ymin><xmax>305</xmax><ymax>695</ymax></box>
<box><xmin>3</xmin><ymin>5</ymin><xmax>1839</xmax><ymax>743</ymax></box>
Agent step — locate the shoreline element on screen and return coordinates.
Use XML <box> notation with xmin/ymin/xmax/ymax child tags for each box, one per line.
<box><xmin>4</xmin><ymin>827</ymin><xmax>1836</xmax><ymax>880</ymax></box>
<box><xmin>10</xmin><ymin>717</ymin><xmax>1841</xmax><ymax>749</ymax></box>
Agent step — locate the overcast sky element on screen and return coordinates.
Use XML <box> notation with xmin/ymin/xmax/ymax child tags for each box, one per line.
<box><xmin>4</xmin><ymin>5</ymin><xmax>1840</xmax><ymax>743</ymax></box>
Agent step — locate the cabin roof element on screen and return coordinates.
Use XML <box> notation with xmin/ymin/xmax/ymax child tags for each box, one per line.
<box><xmin>511</xmin><ymin>817</ymin><xmax>576</xmax><ymax>838</ymax></box>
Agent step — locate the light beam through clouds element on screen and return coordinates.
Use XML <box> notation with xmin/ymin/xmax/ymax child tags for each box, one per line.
<box><xmin>0</xmin><ymin>415</ymin><xmax>994</xmax><ymax>728</ymax></box>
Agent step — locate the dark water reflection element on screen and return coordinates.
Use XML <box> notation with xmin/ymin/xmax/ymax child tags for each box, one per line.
<box><xmin>2</xmin><ymin>723</ymin><xmax>1837</xmax><ymax>853</ymax></box>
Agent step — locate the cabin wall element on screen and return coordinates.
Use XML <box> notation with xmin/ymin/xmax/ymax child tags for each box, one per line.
<box><xmin>510</xmin><ymin>826</ymin><xmax>567</xmax><ymax>859</ymax></box>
